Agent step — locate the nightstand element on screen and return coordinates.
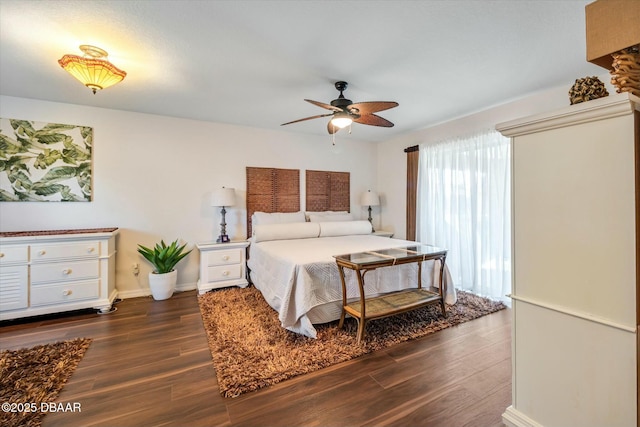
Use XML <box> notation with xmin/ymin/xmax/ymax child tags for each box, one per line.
<box><xmin>196</xmin><ymin>240</ymin><xmax>250</xmax><ymax>294</ymax></box>
<box><xmin>372</xmin><ymin>230</ymin><xmax>394</xmax><ymax>238</ymax></box>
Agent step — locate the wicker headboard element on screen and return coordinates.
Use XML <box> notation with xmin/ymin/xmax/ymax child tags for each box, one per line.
<box><xmin>246</xmin><ymin>167</ymin><xmax>300</xmax><ymax>238</ymax></box>
<box><xmin>305</xmin><ymin>170</ymin><xmax>350</xmax><ymax>213</ymax></box>
<box><xmin>246</xmin><ymin>167</ymin><xmax>350</xmax><ymax>238</ymax></box>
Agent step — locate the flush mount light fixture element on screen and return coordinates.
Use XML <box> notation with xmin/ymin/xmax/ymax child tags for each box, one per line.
<box><xmin>58</xmin><ymin>45</ymin><xmax>127</xmax><ymax>94</ymax></box>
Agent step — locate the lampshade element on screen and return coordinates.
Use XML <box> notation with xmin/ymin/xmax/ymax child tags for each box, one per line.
<box><xmin>58</xmin><ymin>45</ymin><xmax>127</xmax><ymax>94</ymax></box>
<box><xmin>211</xmin><ymin>187</ymin><xmax>236</xmax><ymax>207</ymax></box>
<box><xmin>361</xmin><ymin>190</ymin><xmax>380</xmax><ymax>206</ymax></box>
<box><xmin>330</xmin><ymin>113</ymin><xmax>353</xmax><ymax>129</ymax></box>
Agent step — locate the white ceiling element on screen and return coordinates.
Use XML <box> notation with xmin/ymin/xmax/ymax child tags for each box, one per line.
<box><xmin>0</xmin><ymin>0</ymin><xmax>604</xmax><ymax>142</ymax></box>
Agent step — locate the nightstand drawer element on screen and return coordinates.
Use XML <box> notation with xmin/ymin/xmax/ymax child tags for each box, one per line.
<box><xmin>31</xmin><ymin>260</ymin><xmax>99</xmax><ymax>284</ymax></box>
<box><xmin>205</xmin><ymin>248</ymin><xmax>242</xmax><ymax>266</ymax></box>
<box><xmin>206</xmin><ymin>264</ymin><xmax>242</xmax><ymax>282</ymax></box>
<box><xmin>31</xmin><ymin>242</ymin><xmax>100</xmax><ymax>262</ymax></box>
<box><xmin>0</xmin><ymin>245</ymin><xmax>28</xmax><ymax>264</ymax></box>
<box><xmin>31</xmin><ymin>280</ymin><xmax>99</xmax><ymax>306</ymax></box>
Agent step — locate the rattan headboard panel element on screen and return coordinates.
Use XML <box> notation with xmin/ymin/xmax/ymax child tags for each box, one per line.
<box><xmin>246</xmin><ymin>166</ymin><xmax>300</xmax><ymax>237</ymax></box>
<box><xmin>305</xmin><ymin>170</ymin><xmax>350</xmax><ymax>213</ymax></box>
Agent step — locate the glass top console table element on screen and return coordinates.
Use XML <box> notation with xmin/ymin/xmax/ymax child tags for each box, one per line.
<box><xmin>333</xmin><ymin>245</ymin><xmax>448</xmax><ymax>343</ymax></box>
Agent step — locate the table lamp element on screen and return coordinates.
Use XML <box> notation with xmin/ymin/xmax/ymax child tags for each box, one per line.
<box><xmin>211</xmin><ymin>187</ymin><xmax>236</xmax><ymax>243</ymax></box>
<box><xmin>361</xmin><ymin>189</ymin><xmax>380</xmax><ymax>232</ymax></box>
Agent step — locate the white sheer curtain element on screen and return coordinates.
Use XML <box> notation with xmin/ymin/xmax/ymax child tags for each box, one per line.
<box><xmin>417</xmin><ymin>129</ymin><xmax>511</xmax><ymax>302</ymax></box>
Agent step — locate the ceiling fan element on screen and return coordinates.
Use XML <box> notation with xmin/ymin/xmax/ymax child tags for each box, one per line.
<box><xmin>281</xmin><ymin>81</ymin><xmax>399</xmax><ymax>134</ymax></box>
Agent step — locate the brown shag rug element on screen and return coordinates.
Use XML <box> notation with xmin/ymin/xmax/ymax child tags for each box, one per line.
<box><xmin>0</xmin><ymin>338</ymin><xmax>92</xmax><ymax>427</ymax></box>
<box><xmin>198</xmin><ymin>286</ymin><xmax>505</xmax><ymax>398</ymax></box>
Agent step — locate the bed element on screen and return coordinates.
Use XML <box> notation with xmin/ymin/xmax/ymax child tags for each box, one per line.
<box><xmin>247</xmin><ymin>211</ymin><xmax>456</xmax><ymax>338</ymax></box>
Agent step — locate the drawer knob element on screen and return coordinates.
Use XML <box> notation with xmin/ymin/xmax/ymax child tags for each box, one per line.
<box><xmin>38</xmin><ymin>250</ymin><xmax>46</xmax><ymax>256</ymax></box>
<box><xmin>222</xmin><ymin>255</ymin><xmax>230</xmax><ymax>261</ymax></box>
<box><xmin>222</xmin><ymin>270</ymin><xmax>230</xmax><ymax>276</ymax></box>
<box><xmin>62</xmin><ymin>289</ymin><xmax>73</xmax><ymax>296</ymax></box>
<box><xmin>87</xmin><ymin>247</ymin><xmax>96</xmax><ymax>253</ymax></box>
<box><xmin>0</xmin><ymin>253</ymin><xmax>4</xmax><ymax>258</ymax></box>
<box><xmin>62</xmin><ymin>268</ymin><xmax>73</xmax><ymax>275</ymax></box>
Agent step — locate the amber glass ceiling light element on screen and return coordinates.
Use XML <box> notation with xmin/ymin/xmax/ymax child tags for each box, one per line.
<box><xmin>58</xmin><ymin>45</ymin><xmax>127</xmax><ymax>94</ymax></box>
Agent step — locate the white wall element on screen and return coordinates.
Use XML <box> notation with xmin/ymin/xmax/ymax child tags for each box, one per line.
<box><xmin>1</xmin><ymin>73</ymin><xmax>615</xmax><ymax>297</ymax></box>
<box><xmin>0</xmin><ymin>95</ymin><xmax>378</xmax><ymax>297</ymax></box>
<box><xmin>375</xmin><ymin>73</ymin><xmax>615</xmax><ymax>240</ymax></box>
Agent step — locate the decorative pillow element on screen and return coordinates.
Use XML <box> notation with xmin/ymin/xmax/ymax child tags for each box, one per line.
<box><xmin>318</xmin><ymin>220</ymin><xmax>372</xmax><ymax>237</ymax></box>
<box><xmin>252</xmin><ymin>222</ymin><xmax>320</xmax><ymax>243</ymax></box>
<box><xmin>308</xmin><ymin>213</ymin><xmax>354</xmax><ymax>223</ymax></box>
<box><xmin>252</xmin><ymin>211</ymin><xmax>306</xmax><ymax>226</ymax></box>
<box><xmin>304</xmin><ymin>211</ymin><xmax>349</xmax><ymax>221</ymax></box>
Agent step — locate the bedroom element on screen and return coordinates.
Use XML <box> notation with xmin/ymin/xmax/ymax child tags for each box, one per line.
<box><xmin>1</xmin><ymin>1</ymin><xmax>638</xmax><ymax>426</ymax></box>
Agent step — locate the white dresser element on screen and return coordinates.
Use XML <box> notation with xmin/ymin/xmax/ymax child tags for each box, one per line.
<box><xmin>0</xmin><ymin>228</ymin><xmax>118</xmax><ymax>320</ymax></box>
<box><xmin>196</xmin><ymin>240</ymin><xmax>249</xmax><ymax>294</ymax></box>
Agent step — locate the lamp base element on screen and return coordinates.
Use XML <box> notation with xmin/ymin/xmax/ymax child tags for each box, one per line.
<box><xmin>216</xmin><ymin>235</ymin><xmax>230</xmax><ymax>243</ymax></box>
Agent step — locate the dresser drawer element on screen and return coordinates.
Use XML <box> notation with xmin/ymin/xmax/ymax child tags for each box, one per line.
<box><xmin>205</xmin><ymin>248</ymin><xmax>242</xmax><ymax>266</ymax></box>
<box><xmin>31</xmin><ymin>259</ymin><xmax>99</xmax><ymax>284</ymax></box>
<box><xmin>30</xmin><ymin>280</ymin><xmax>99</xmax><ymax>306</ymax></box>
<box><xmin>0</xmin><ymin>245</ymin><xmax>28</xmax><ymax>265</ymax></box>
<box><xmin>206</xmin><ymin>264</ymin><xmax>242</xmax><ymax>282</ymax></box>
<box><xmin>31</xmin><ymin>241</ymin><xmax>100</xmax><ymax>262</ymax></box>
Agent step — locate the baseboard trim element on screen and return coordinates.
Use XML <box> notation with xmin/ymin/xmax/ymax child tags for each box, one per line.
<box><xmin>502</xmin><ymin>406</ymin><xmax>543</xmax><ymax>427</ymax></box>
<box><xmin>116</xmin><ymin>282</ymin><xmax>197</xmax><ymax>300</ymax></box>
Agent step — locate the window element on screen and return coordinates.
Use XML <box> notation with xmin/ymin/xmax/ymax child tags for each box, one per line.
<box><xmin>417</xmin><ymin>129</ymin><xmax>511</xmax><ymax>301</ymax></box>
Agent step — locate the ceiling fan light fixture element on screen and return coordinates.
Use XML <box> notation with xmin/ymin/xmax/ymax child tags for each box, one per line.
<box><xmin>58</xmin><ymin>45</ymin><xmax>127</xmax><ymax>94</ymax></box>
<box><xmin>281</xmin><ymin>81</ymin><xmax>398</xmax><ymax>134</ymax></box>
<box><xmin>330</xmin><ymin>114</ymin><xmax>353</xmax><ymax>129</ymax></box>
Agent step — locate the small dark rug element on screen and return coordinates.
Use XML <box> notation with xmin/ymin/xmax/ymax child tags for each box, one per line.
<box><xmin>198</xmin><ymin>286</ymin><xmax>505</xmax><ymax>398</ymax></box>
<box><xmin>0</xmin><ymin>338</ymin><xmax>92</xmax><ymax>427</ymax></box>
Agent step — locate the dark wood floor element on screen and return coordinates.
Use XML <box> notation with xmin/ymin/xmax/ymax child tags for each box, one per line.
<box><xmin>0</xmin><ymin>289</ymin><xmax>511</xmax><ymax>427</ymax></box>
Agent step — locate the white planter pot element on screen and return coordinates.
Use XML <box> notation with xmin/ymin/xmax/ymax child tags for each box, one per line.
<box><xmin>148</xmin><ymin>270</ymin><xmax>177</xmax><ymax>300</ymax></box>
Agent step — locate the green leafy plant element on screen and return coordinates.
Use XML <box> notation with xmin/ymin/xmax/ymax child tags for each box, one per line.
<box><xmin>137</xmin><ymin>239</ymin><xmax>192</xmax><ymax>274</ymax></box>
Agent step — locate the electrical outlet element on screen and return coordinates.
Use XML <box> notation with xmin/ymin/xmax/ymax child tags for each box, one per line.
<box><xmin>132</xmin><ymin>263</ymin><xmax>139</xmax><ymax>276</ymax></box>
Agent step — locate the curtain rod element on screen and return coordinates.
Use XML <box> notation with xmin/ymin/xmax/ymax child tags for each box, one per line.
<box><xmin>404</xmin><ymin>145</ymin><xmax>419</xmax><ymax>153</ymax></box>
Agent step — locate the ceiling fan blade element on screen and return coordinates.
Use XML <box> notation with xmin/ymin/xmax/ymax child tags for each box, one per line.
<box><xmin>305</xmin><ymin>99</ymin><xmax>342</xmax><ymax>112</ymax></box>
<box><xmin>327</xmin><ymin>120</ymin><xmax>340</xmax><ymax>134</ymax></box>
<box><xmin>281</xmin><ymin>113</ymin><xmax>333</xmax><ymax>126</ymax></box>
<box><xmin>349</xmin><ymin>101</ymin><xmax>398</xmax><ymax>115</ymax></box>
<box><xmin>354</xmin><ymin>114</ymin><xmax>394</xmax><ymax>127</ymax></box>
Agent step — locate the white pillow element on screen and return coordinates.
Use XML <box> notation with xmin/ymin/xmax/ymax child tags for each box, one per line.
<box><xmin>308</xmin><ymin>213</ymin><xmax>354</xmax><ymax>222</ymax></box>
<box><xmin>253</xmin><ymin>222</ymin><xmax>320</xmax><ymax>243</ymax></box>
<box><xmin>252</xmin><ymin>211</ymin><xmax>306</xmax><ymax>226</ymax></box>
<box><xmin>318</xmin><ymin>220</ymin><xmax>372</xmax><ymax>237</ymax></box>
<box><xmin>304</xmin><ymin>211</ymin><xmax>349</xmax><ymax>221</ymax></box>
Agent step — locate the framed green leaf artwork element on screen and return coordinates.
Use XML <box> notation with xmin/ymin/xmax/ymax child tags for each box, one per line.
<box><xmin>0</xmin><ymin>118</ymin><xmax>93</xmax><ymax>201</ymax></box>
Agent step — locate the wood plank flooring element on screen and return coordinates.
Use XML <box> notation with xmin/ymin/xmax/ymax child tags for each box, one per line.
<box><xmin>0</xmin><ymin>289</ymin><xmax>511</xmax><ymax>427</ymax></box>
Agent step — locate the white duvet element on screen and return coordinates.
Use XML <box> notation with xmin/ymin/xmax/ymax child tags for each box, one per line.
<box><xmin>247</xmin><ymin>234</ymin><xmax>456</xmax><ymax>338</ymax></box>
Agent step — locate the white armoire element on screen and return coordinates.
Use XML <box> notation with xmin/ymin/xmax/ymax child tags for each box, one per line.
<box><xmin>497</xmin><ymin>93</ymin><xmax>639</xmax><ymax>427</ymax></box>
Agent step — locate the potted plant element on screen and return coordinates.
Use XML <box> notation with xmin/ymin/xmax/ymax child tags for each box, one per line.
<box><xmin>137</xmin><ymin>239</ymin><xmax>192</xmax><ymax>300</ymax></box>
